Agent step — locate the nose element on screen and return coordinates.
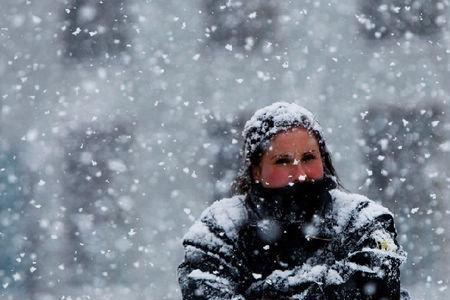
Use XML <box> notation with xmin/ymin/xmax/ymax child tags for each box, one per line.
<box><xmin>292</xmin><ymin>164</ymin><xmax>307</xmax><ymax>182</ymax></box>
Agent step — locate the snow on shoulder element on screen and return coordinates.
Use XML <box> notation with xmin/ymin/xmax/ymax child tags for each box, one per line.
<box><xmin>184</xmin><ymin>195</ymin><xmax>248</xmax><ymax>243</ymax></box>
<box><xmin>201</xmin><ymin>195</ymin><xmax>248</xmax><ymax>240</ymax></box>
<box><xmin>330</xmin><ymin>189</ymin><xmax>392</xmax><ymax>234</ymax></box>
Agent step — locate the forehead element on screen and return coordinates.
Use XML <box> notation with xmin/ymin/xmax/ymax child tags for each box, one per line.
<box><xmin>267</xmin><ymin>127</ymin><xmax>319</xmax><ymax>152</ymax></box>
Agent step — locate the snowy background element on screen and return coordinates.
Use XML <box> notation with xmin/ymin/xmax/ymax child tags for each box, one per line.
<box><xmin>0</xmin><ymin>0</ymin><xmax>449</xmax><ymax>299</ymax></box>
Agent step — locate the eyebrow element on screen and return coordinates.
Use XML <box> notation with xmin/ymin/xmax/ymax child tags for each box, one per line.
<box><xmin>303</xmin><ymin>150</ymin><xmax>318</xmax><ymax>155</ymax></box>
<box><xmin>270</xmin><ymin>153</ymin><xmax>293</xmax><ymax>160</ymax></box>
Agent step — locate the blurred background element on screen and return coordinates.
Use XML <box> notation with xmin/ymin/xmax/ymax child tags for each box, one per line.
<box><xmin>1</xmin><ymin>0</ymin><xmax>449</xmax><ymax>299</ymax></box>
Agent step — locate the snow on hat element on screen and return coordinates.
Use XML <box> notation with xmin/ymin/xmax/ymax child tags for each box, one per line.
<box><xmin>242</xmin><ymin>102</ymin><xmax>323</xmax><ymax>164</ymax></box>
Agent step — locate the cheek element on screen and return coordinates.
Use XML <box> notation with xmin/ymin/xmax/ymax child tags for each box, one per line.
<box><xmin>305</xmin><ymin>160</ymin><xmax>324</xmax><ymax>179</ymax></box>
<box><xmin>260</xmin><ymin>167</ymin><xmax>292</xmax><ymax>187</ymax></box>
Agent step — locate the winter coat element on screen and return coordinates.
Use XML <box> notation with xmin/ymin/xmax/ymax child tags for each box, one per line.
<box><xmin>178</xmin><ymin>186</ymin><xmax>410</xmax><ymax>300</ymax></box>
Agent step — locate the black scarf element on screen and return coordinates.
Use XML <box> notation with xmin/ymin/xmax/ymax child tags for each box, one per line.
<box><xmin>248</xmin><ymin>176</ymin><xmax>337</xmax><ymax>223</ymax></box>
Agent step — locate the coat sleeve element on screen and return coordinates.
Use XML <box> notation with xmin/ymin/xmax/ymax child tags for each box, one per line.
<box><xmin>246</xmin><ymin>200</ymin><xmax>407</xmax><ymax>300</ymax></box>
<box><xmin>178</xmin><ymin>198</ymin><xmax>250</xmax><ymax>300</ymax></box>
<box><xmin>324</xmin><ymin>203</ymin><xmax>406</xmax><ymax>299</ymax></box>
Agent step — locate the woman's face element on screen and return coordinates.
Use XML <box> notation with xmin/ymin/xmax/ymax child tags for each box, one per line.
<box><xmin>252</xmin><ymin>127</ymin><xmax>324</xmax><ymax>188</ymax></box>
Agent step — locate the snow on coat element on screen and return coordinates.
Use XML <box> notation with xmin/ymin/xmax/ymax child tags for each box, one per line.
<box><xmin>178</xmin><ymin>187</ymin><xmax>410</xmax><ymax>300</ymax></box>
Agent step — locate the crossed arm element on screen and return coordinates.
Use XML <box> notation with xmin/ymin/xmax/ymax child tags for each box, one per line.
<box><xmin>179</xmin><ymin>211</ymin><xmax>406</xmax><ymax>300</ymax></box>
<box><xmin>247</xmin><ymin>214</ymin><xmax>406</xmax><ymax>299</ymax></box>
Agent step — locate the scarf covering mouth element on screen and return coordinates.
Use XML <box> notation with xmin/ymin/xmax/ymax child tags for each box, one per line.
<box><xmin>249</xmin><ymin>176</ymin><xmax>337</xmax><ymax>223</ymax></box>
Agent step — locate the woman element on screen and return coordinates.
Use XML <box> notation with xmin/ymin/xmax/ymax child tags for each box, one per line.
<box><xmin>178</xmin><ymin>102</ymin><xmax>409</xmax><ymax>299</ymax></box>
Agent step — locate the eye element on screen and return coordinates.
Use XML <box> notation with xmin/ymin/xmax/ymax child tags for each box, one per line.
<box><xmin>302</xmin><ymin>153</ymin><xmax>316</xmax><ymax>163</ymax></box>
<box><xmin>274</xmin><ymin>157</ymin><xmax>292</xmax><ymax>165</ymax></box>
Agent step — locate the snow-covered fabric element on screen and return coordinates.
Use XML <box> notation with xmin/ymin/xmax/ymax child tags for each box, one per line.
<box><xmin>178</xmin><ymin>188</ymin><xmax>409</xmax><ymax>300</ymax></box>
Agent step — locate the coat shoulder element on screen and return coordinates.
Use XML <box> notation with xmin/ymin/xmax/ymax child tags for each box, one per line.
<box><xmin>183</xmin><ymin>195</ymin><xmax>249</xmax><ymax>245</ymax></box>
<box><xmin>200</xmin><ymin>195</ymin><xmax>249</xmax><ymax>240</ymax></box>
<box><xmin>329</xmin><ymin>189</ymin><xmax>393</xmax><ymax>234</ymax></box>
